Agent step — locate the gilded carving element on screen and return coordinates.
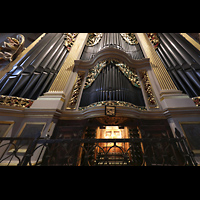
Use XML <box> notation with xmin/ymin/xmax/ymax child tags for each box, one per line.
<box><xmin>192</xmin><ymin>96</ymin><xmax>200</xmax><ymax>107</ymax></box>
<box><xmin>146</xmin><ymin>33</ymin><xmax>160</xmax><ymax>49</ymax></box>
<box><xmin>84</xmin><ymin>59</ymin><xmax>140</xmax><ymax>89</ymax></box>
<box><xmin>140</xmin><ymin>70</ymin><xmax>158</xmax><ymax>108</ymax></box>
<box><xmin>0</xmin><ymin>95</ymin><xmax>33</xmax><ymax>108</ymax></box>
<box><xmin>63</xmin><ymin>33</ymin><xmax>78</xmax><ymax>51</ymax></box>
<box><xmin>0</xmin><ymin>34</ymin><xmax>25</xmax><ymax>62</ymax></box>
<box><xmin>115</xmin><ymin>61</ymin><xmax>140</xmax><ymax>88</ymax></box>
<box><xmin>66</xmin><ymin>72</ymin><xmax>84</xmax><ymax>109</ymax></box>
<box><xmin>84</xmin><ymin>60</ymin><xmax>107</xmax><ymax>89</ymax></box>
<box><xmin>78</xmin><ymin>100</ymin><xmax>147</xmax><ymax>111</ymax></box>
<box><xmin>120</xmin><ymin>33</ymin><xmax>138</xmax><ymax>45</ymax></box>
<box><xmin>86</xmin><ymin>33</ymin><xmax>103</xmax><ymax>46</ymax></box>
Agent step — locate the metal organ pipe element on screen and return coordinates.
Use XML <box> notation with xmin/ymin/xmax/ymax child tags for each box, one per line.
<box><xmin>170</xmin><ymin>33</ymin><xmax>200</xmax><ymax>66</ymax></box>
<box><xmin>156</xmin><ymin>33</ymin><xmax>200</xmax><ymax>97</ymax></box>
<box><xmin>0</xmin><ymin>33</ymin><xmax>70</xmax><ymax>100</ymax></box>
<box><xmin>158</xmin><ymin>33</ymin><xmax>185</xmax><ymax>66</ymax></box>
<box><xmin>162</xmin><ymin>33</ymin><xmax>200</xmax><ymax>89</ymax></box>
<box><xmin>80</xmin><ymin>33</ymin><xmax>144</xmax><ymax>60</ymax></box>
<box><xmin>18</xmin><ymin>33</ymin><xmax>57</xmax><ymax>69</ymax></box>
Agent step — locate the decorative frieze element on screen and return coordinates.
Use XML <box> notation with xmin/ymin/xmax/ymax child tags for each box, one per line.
<box><xmin>0</xmin><ymin>95</ymin><xmax>33</xmax><ymax>108</ymax></box>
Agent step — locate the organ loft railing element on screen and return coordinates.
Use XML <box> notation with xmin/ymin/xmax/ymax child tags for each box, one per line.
<box><xmin>0</xmin><ymin>128</ymin><xmax>197</xmax><ymax>166</ymax></box>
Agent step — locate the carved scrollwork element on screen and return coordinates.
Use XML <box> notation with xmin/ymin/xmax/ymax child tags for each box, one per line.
<box><xmin>86</xmin><ymin>33</ymin><xmax>103</xmax><ymax>46</ymax></box>
<box><xmin>115</xmin><ymin>61</ymin><xmax>140</xmax><ymax>88</ymax></box>
<box><xmin>84</xmin><ymin>60</ymin><xmax>107</xmax><ymax>89</ymax></box>
<box><xmin>63</xmin><ymin>33</ymin><xmax>78</xmax><ymax>51</ymax></box>
<box><xmin>120</xmin><ymin>33</ymin><xmax>138</xmax><ymax>45</ymax></box>
<box><xmin>0</xmin><ymin>34</ymin><xmax>25</xmax><ymax>62</ymax></box>
<box><xmin>0</xmin><ymin>95</ymin><xmax>33</xmax><ymax>108</ymax></box>
<box><xmin>78</xmin><ymin>100</ymin><xmax>147</xmax><ymax>111</ymax></box>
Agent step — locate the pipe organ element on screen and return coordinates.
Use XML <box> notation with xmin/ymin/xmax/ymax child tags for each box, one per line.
<box><xmin>0</xmin><ymin>33</ymin><xmax>200</xmax><ymax>166</ymax></box>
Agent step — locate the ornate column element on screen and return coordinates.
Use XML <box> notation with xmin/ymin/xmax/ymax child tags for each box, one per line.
<box><xmin>135</xmin><ymin>33</ymin><xmax>195</xmax><ymax>109</ymax></box>
<box><xmin>31</xmin><ymin>33</ymin><xmax>89</xmax><ymax>109</ymax></box>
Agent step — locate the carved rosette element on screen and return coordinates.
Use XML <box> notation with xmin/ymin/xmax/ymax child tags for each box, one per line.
<box><xmin>0</xmin><ymin>95</ymin><xmax>33</xmax><ymax>108</ymax></box>
<box><xmin>140</xmin><ymin>70</ymin><xmax>158</xmax><ymax>108</ymax></box>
